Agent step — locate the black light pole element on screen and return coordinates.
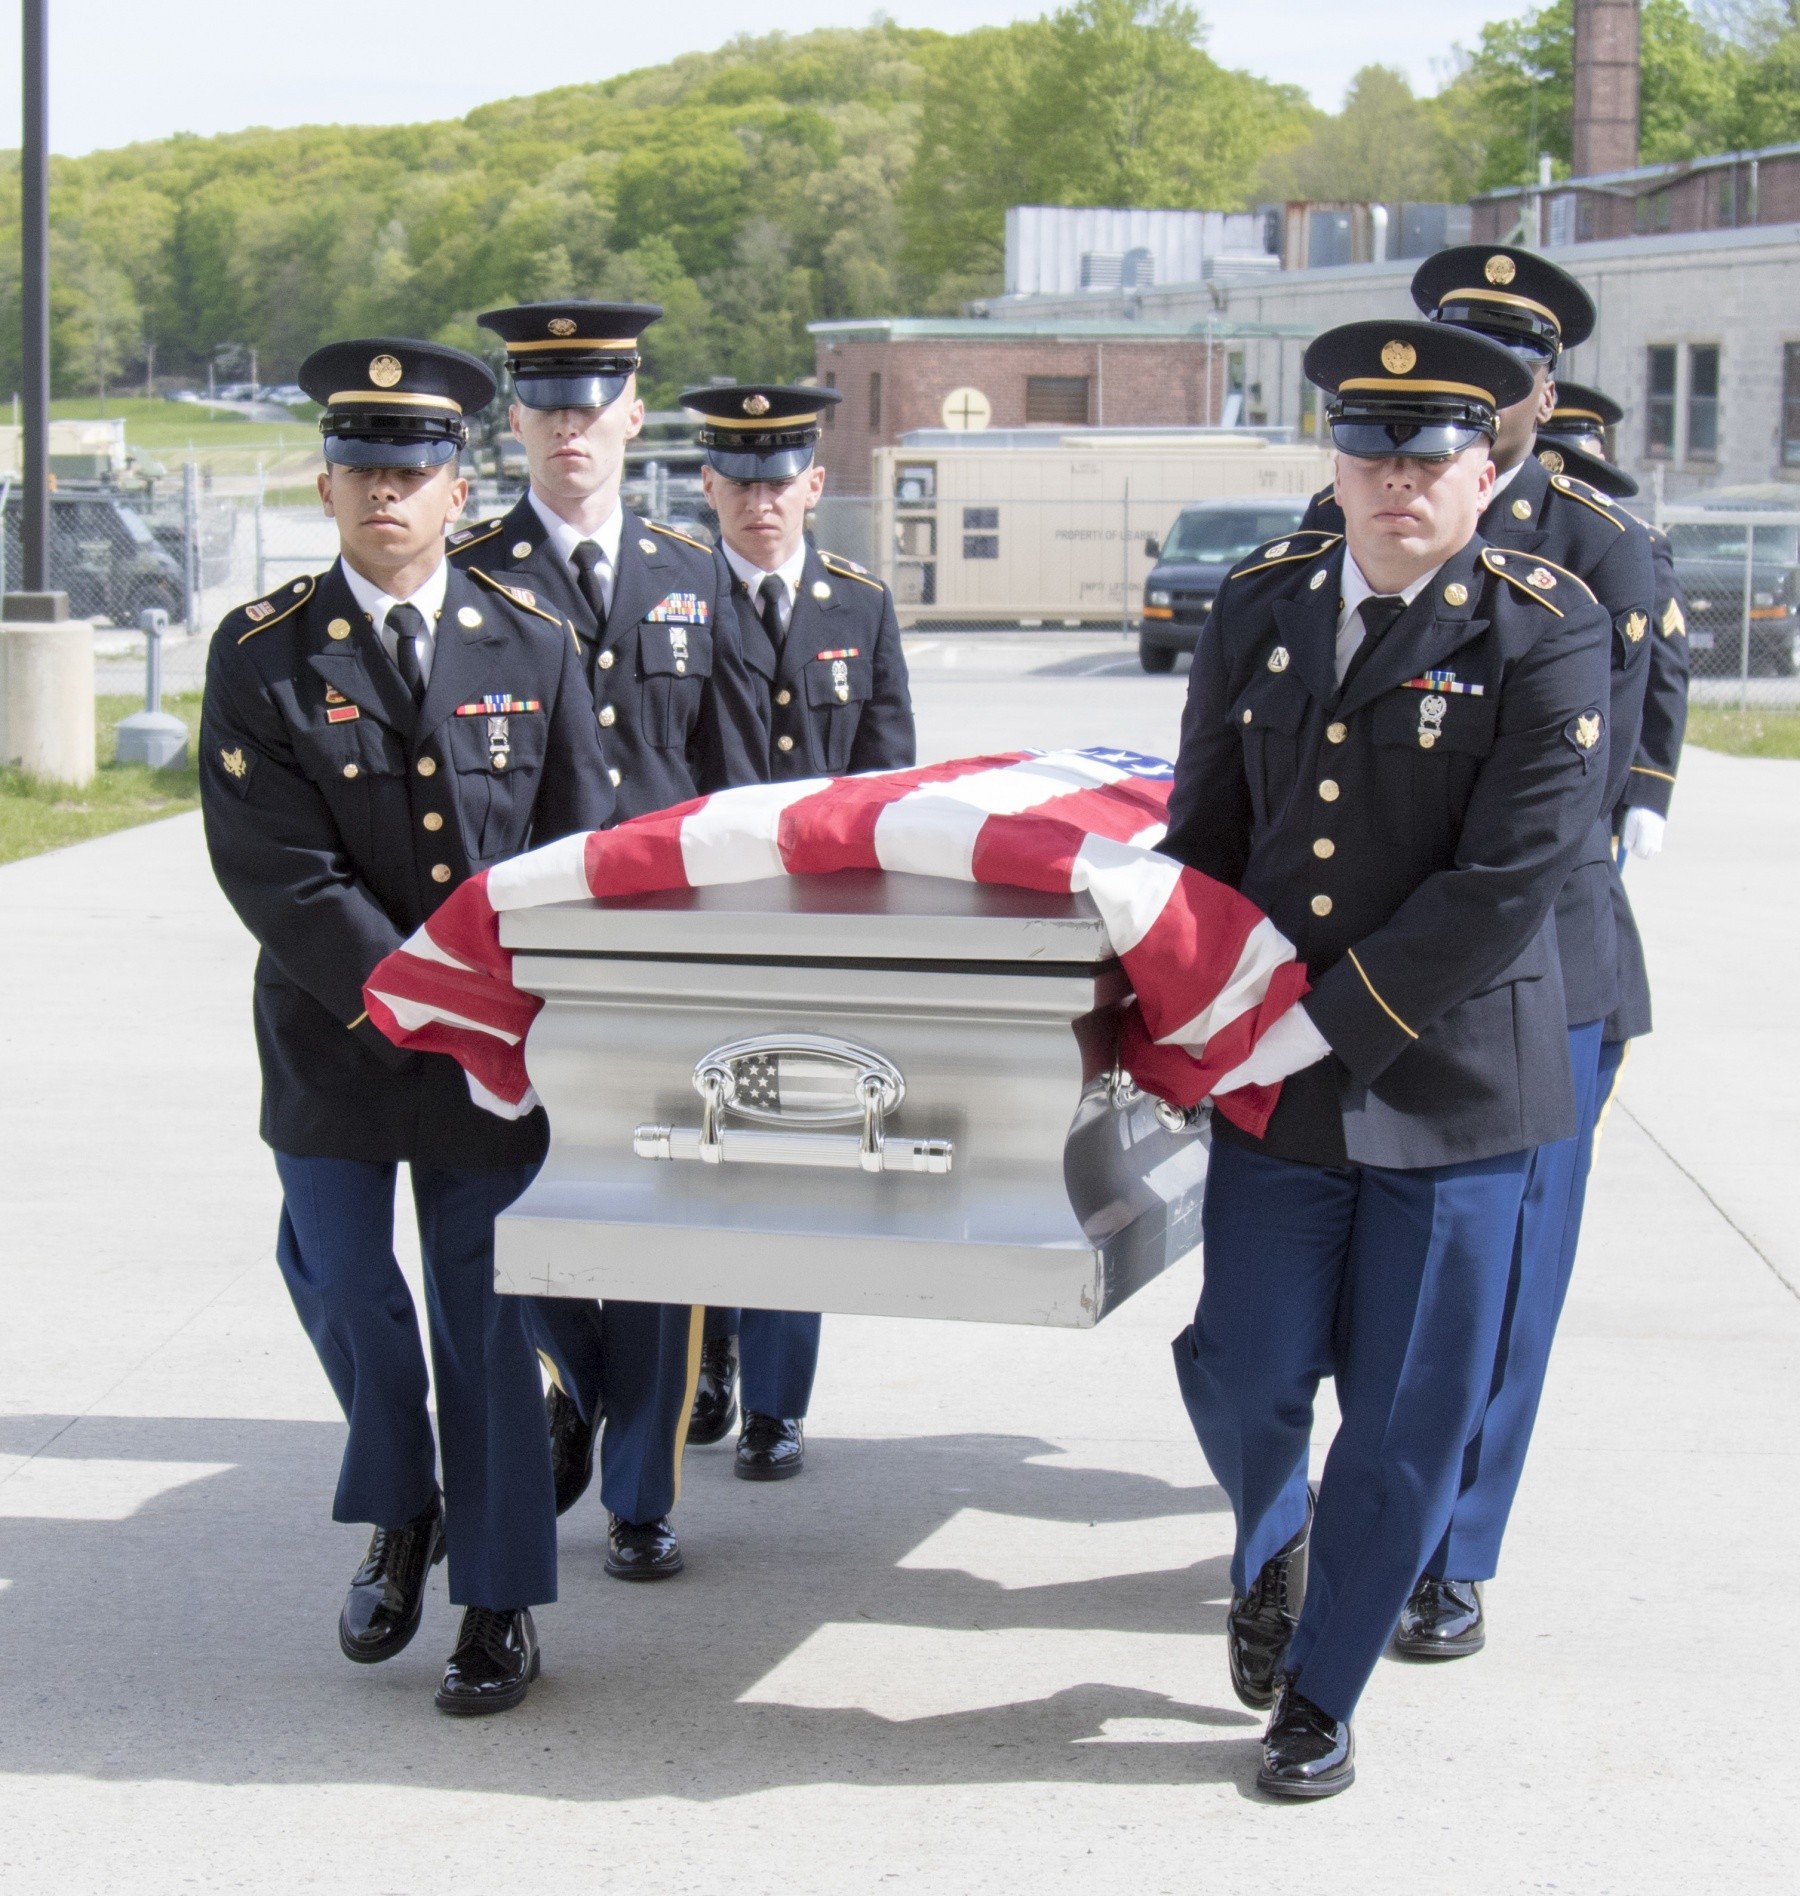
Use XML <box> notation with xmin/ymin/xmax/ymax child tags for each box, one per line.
<box><xmin>20</xmin><ymin>0</ymin><xmax>50</xmax><ymax>594</ymax></box>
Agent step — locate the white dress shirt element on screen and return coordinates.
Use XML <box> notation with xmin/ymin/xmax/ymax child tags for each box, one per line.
<box><xmin>529</xmin><ymin>490</ymin><xmax>624</xmax><ymax>618</ymax></box>
<box><xmin>338</xmin><ymin>556</ymin><xmax>449</xmax><ymax>687</ymax></box>
<box><xmin>1333</xmin><ymin>554</ymin><xmax>1442</xmax><ymax>685</ymax></box>
<box><xmin>721</xmin><ymin>536</ymin><xmax>808</xmax><ymax>635</ymax></box>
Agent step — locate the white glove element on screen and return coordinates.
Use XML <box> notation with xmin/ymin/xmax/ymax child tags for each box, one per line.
<box><xmin>1620</xmin><ymin>807</ymin><xmax>1666</xmax><ymax>860</ymax></box>
<box><xmin>1210</xmin><ymin>1002</ymin><xmax>1333</xmax><ymax>1094</ymax></box>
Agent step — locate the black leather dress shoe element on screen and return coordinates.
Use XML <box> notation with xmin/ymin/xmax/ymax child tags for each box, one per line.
<box><xmin>1393</xmin><ymin>1573</ymin><xmax>1486</xmax><ymax>1658</ymax></box>
<box><xmin>605</xmin><ymin>1512</ymin><xmax>684</xmax><ymax>1580</ymax></box>
<box><xmin>434</xmin><ymin>1606</ymin><xmax>539</xmax><ymax>1716</ymax></box>
<box><xmin>736</xmin><ymin>1412</ymin><xmax>804</xmax><ymax>1481</ymax></box>
<box><xmin>1257</xmin><ymin>1678</ymin><xmax>1354</xmax><ymax>1800</ymax></box>
<box><xmin>1226</xmin><ymin>1495</ymin><xmax>1312</xmax><ymax>1710</ymax></box>
<box><xmin>687</xmin><ymin>1335</ymin><xmax>739</xmax><ymax>1446</ymax></box>
<box><xmin>546</xmin><ymin>1384</ymin><xmax>596</xmax><ymax>1518</ymax></box>
<box><xmin>338</xmin><ymin>1489</ymin><xmax>445</xmax><ymax>1664</ymax></box>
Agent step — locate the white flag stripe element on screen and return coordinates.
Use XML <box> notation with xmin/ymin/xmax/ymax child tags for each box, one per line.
<box><xmin>465</xmin><ymin>1071</ymin><xmax>540</xmax><ymax>1119</ymax></box>
<box><xmin>367</xmin><ymin>989</ymin><xmax>523</xmax><ymax>1045</ymax></box>
<box><xmin>1156</xmin><ymin>915</ymin><xmax>1294</xmax><ymax>1050</ymax></box>
<box><xmin>1069</xmin><ymin>835</ymin><xmax>1185</xmax><ymax>955</ymax></box>
<box><xmin>874</xmin><ymin>755</ymin><xmax>1124</xmax><ymax>879</ymax></box>
<box><xmin>392</xmin><ymin>927</ymin><xmax>477</xmax><ymax>974</ymax></box>
<box><xmin>683</xmin><ymin>779</ymin><xmax>829</xmax><ymax>886</ymax></box>
<box><xmin>1128</xmin><ymin>823</ymin><xmax>1167</xmax><ymax>850</ymax></box>
<box><xmin>487</xmin><ymin>830</ymin><xmax>592</xmax><ymax>911</ymax></box>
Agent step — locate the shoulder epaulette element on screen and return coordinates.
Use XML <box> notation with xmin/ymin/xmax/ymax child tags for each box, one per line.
<box><xmin>820</xmin><ymin>551</ymin><xmax>884</xmax><ymax>590</ymax></box>
<box><xmin>1231</xmin><ymin>531</ymin><xmax>1341</xmax><ymax>582</ymax></box>
<box><xmin>230</xmin><ymin>573</ymin><xmax>317</xmax><ymax>644</ymax></box>
<box><xmin>447</xmin><ymin>517</ymin><xmax>506</xmax><ymax>556</ymax></box>
<box><xmin>1480</xmin><ymin>547</ymin><xmax>1596</xmax><ymax>617</ymax></box>
<box><xmin>1548</xmin><ymin>474</ymin><xmax>1629</xmax><ymax>532</ymax></box>
<box><xmin>647</xmin><ymin>519</ymin><xmax>710</xmax><ymax>553</ymax></box>
<box><xmin>466</xmin><ymin>566</ymin><xmax>566</xmax><ymax>629</ymax></box>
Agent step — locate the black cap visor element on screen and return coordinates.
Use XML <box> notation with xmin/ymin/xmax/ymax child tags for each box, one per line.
<box><xmin>511</xmin><ymin>369</ymin><xmax>634</xmax><ymax>412</ymax></box>
<box><xmin>1328</xmin><ymin>391</ymin><xmax>1496</xmax><ymax>460</ymax></box>
<box><xmin>704</xmin><ymin>442</ymin><xmax>818</xmax><ymax>483</ymax></box>
<box><xmin>320</xmin><ymin>408</ymin><xmax>466</xmax><ymax>469</ymax></box>
<box><xmin>1433</xmin><ymin>295</ymin><xmax>1560</xmax><ymax>361</ymax></box>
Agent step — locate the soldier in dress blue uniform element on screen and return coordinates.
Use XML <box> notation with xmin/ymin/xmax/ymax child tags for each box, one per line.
<box><xmin>200</xmin><ymin>339</ymin><xmax>615</xmax><ymax>1715</ymax></box>
<box><xmin>448</xmin><ymin>303</ymin><xmax>770</xmax><ymax>1585</ymax></box>
<box><xmin>1304</xmin><ymin>248</ymin><xmax>1655</xmax><ymax>1660</ymax></box>
<box><xmin>675</xmin><ymin>382</ymin><xmax>917</xmax><ymax>1479</ymax></box>
<box><xmin>1161</xmin><ymin>319</ymin><xmax>1612</xmax><ymax>1796</ymax></box>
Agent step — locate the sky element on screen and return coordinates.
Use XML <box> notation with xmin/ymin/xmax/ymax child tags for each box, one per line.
<box><xmin>0</xmin><ymin>1</ymin><xmax>1537</xmax><ymax>157</ymax></box>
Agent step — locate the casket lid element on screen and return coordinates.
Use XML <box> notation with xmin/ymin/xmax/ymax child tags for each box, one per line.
<box><xmin>499</xmin><ymin>870</ymin><xmax>1115</xmax><ymax>968</ymax></box>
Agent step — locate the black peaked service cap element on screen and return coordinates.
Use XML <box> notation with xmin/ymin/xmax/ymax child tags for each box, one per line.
<box><xmin>683</xmin><ymin>383</ymin><xmax>844</xmax><ymax>482</ymax></box>
<box><xmin>479</xmin><ymin>302</ymin><xmax>662</xmax><ymax>410</ymax></box>
<box><xmin>1545</xmin><ymin>380</ymin><xmax>1624</xmax><ymax>432</ymax></box>
<box><xmin>1411</xmin><ymin>244</ymin><xmax>1596</xmax><ymax>362</ymax></box>
<box><xmin>1533</xmin><ymin>436</ymin><xmax>1640</xmax><ymax>499</ymax></box>
<box><xmin>300</xmin><ymin>338</ymin><xmax>494</xmax><ymax>469</ymax></box>
<box><xmin>1305</xmin><ymin>319</ymin><xmax>1532</xmax><ymax>460</ymax></box>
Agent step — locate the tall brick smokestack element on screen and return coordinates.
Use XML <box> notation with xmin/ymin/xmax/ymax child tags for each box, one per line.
<box><xmin>1572</xmin><ymin>0</ymin><xmax>1641</xmax><ymax>177</ymax></box>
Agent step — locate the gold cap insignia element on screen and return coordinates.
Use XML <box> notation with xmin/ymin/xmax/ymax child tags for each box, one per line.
<box><xmin>1511</xmin><ymin>498</ymin><xmax>1532</xmax><ymax>519</ymax></box>
<box><xmin>812</xmin><ymin>580</ymin><xmax>832</xmax><ymax>600</ymax></box>
<box><xmin>1625</xmin><ymin>610</ymin><xmax>1647</xmax><ymax>643</ymax></box>
<box><xmin>1575</xmin><ymin>712</ymin><xmax>1601</xmax><ymax>750</ymax></box>
<box><xmin>327</xmin><ymin>617</ymin><xmax>352</xmax><ymax>640</ymax></box>
<box><xmin>457</xmin><ymin>606</ymin><xmax>482</xmax><ymax>628</ymax></box>
<box><xmin>1537</xmin><ymin>448</ymin><xmax>1565</xmax><ymax>474</ymax></box>
<box><xmin>1267</xmin><ymin>645</ymin><xmax>1290</xmax><ymax>673</ymax></box>
<box><xmin>1380</xmin><ymin>340</ymin><xmax>1417</xmax><ymax>375</ymax></box>
<box><xmin>367</xmin><ymin>353</ymin><xmax>404</xmax><ymax>389</ymax></box>
<box><xmin>1443</xmin><ymin>582</ymin><xmax>1469</xmax><ymax>607</ymax></box>
<box><xmin>1485</xmin><ymin>254</ymin><xmax>1517</xmax><ymax>285</ymax></box>
<box><xmin>220</xmin><ymin>747</ymin><xmax>247</xmax><ymax>778</ymax></box>
<box><xmin>1662</xmin><ymin>599</ymin><xmax>1686</xmax><ymax>637</ymax></box>
<box><xmin>1527</xmin><ymin>567</ymin><xmax>1556</xmax><ymax>590</ymax></box>
<box><xmin>743</xmin><ymin>393</ymin><xmax>772</xmax><ymax>417</ymax></box>
<box><xmin>547</xmin><ymin>317</ymin><xmax>578</xmax><ymax>337</ymax></box>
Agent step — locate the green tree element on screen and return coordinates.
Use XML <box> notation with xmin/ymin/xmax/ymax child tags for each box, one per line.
<box><xmin>1260</xmin><ymin>66</ymin><xmax>1468</xmax><ymax>203</ymax></box>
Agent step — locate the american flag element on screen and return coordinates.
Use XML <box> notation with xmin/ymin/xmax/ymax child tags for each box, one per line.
<box><xmin>363</xmin><ymin>748</ymin><xmax>1310</xmax><ymax>1137</ymax></box>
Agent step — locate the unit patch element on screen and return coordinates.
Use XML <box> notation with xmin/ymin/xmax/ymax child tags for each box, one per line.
<box><xmin>244</xmin><ymin>599</ymin><xmax>274</xmax><ymax>623</ymax></box>
<box><xmin>1625</xmin><ymin>610</ymin><xmax>1648</xmax><ymax>642</ymax></box>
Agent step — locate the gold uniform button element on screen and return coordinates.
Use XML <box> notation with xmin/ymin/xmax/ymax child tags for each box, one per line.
<box><xmin>598</xmin><ymin>704</ymin><xmax>616</xmax><ymax>726</ymax></box>
<box><xmin>430</xmin><ymin>864</ymin><xmax>452</xmax><ymax>885</ymax></box>
<box><xmin>327</xmin><ymin>617</ymin><xmax>352</xmax><ymax>641</ymax></box>
<box><xmin>1313</xmin><ymin>837</ymin><xmax>1335</xmax><ymax>859</ymax></box>
<box><xmin>1242</xmin><ymin>709</ymin><xmax>1253</xmax><ymax>725</ymax></box>
<box><xmin>777</xmin><ymin>735</ymin><xmax>795</xmax><ymax>753</ymax></box>
<box><xmin>422</xmin><ymin>812</ymin><xmax>444</xmax><ymax>832</ymax></box>
<box><xmin>1326</xmin><ymin>721</ymin><xmax>1347</xmax><ymax>744</ymax></box>
<box><xmin>341</xmin><ymin>763</ymin><xmax>359</xmax><ymax>780</ymax></box>
<box><xmin>417</xmin><ymin>755</ymin><xmax>437</xmax><ymax>777</ymax></box>
<box><xmin>608</xmin><ymin>767</ymin><xmax>622</xmax><ymax>787</ymax></box>
<box><xmin>598</xmin><ymin>650</ymin><xmax>616</xmax><ymax>670</ymax></box>
<box><xmin>1318</xmin><ymin>779</ymin><xmax>1340</xmax><ymax>802</ymax></box>
<box><xmin>1311</xmin><ymin>894</ymin><xmax>1333</xmax><ymax>917</ymax></box>
<box><xmin>776</xmin><ymin>689</ymin><xmax>792</xmax><ymax>706</ymax></box>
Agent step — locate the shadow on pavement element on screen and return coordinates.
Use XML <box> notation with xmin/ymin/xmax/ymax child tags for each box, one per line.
<box><xmin>0</xmin><ymin>1414</ymin><xmax>1257</xmax><ymax>1800</ymax></box>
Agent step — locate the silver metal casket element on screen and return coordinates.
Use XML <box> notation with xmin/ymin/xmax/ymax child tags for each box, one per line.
<box><xmin>494</xmin><ymin>871</ymin><xmax>1207</xmax><ymax>1327</ymax></box>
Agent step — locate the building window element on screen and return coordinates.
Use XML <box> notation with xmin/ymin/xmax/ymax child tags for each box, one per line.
<box><xmin>1782</xmin><ymin>345</ymin><xmax>1800</xmax><ymax>469</ymax></box>
<box><xmin>1687</xmin><ymin>345</ymin><xmax>1720</xmax><ymax>461</ymax></box>
<box><xmin>823</xmin><ymin>370</ymin><xmax>836</xmax><ymax>429</ymax></box>
<box><xmin>1025</xmin><ymin>375</ymin><xmax>1089</xmax><ymax>425</ymax></box>
<box><xmin>1298</xmin><ymin>380</ymin><xmax>1320</xmax><ymax>440</ymax></box>
<box><xmin>868</xmin><ymin>372</ymin><xmax>881</xmax><ymax>431</ymax></box>
<box><xmin>1646</xmin><ymin>346</ymin><xmax>1677</xmax><ymax>458</ymax></box>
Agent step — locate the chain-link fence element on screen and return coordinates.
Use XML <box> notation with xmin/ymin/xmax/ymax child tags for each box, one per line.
<box><xmin>1653</xmin><ymin>506</ymin><xmax>1800</xmax><ymax>707</ymax></box>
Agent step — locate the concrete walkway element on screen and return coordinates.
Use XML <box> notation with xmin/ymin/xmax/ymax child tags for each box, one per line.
<box><xmin>1</xmin><ymin>646</ymin><xmax>1794</xmax><ymax>1892</ymax></box>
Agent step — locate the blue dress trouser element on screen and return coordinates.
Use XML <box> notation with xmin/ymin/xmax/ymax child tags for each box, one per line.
<box><xmin>1432</xmin><ymin>1021</ymin><xmax>1608</xmax><ymax>1581</ymax></box>
<box><xmin>703</xmin><ymin>1306</ymin><xmax>822</xmax><ymax>1419</ymax></box>
<box><xmin>523</xmin><ymin>1296</ymin><xmax>702</xmax><ymax>1525</ymax></box>
<box><xmin>272</xmin><ymin>1153</ymin><xmax>554</xmax><ymax>1608</ymax></box>
<box><xmin>1173</xmin><ymin>1137</ymin><xmax>1531</xmax><ymax>1723</ymax></box>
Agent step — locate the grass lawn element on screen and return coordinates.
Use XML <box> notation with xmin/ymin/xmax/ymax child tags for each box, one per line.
<box><xmin>0</xmin><ymin>693</ymin><xmax>202</xmax><ymax>866</ymax></box>
<box><xmin>1686</xmin><ymin>706</ymin><xmax>1800</xmax><ymax>760</ymax></box>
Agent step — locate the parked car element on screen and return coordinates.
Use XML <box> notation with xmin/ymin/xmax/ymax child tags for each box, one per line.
<box><xmin>1137</xmin><ymin>498</ymin><xmax>1309</xmax><ymax>671</ymax></box>
<box><xmin>1666</xmin><ymin>513</ymin><xmax>1799</xmax><ymax>678</ymax></box>
<box><xmin>2</xmin><ymin>488</ymin><xmax>185</xmax><ymax>624</ymax></box>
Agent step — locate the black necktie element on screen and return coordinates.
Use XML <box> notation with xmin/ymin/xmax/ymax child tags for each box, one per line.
<box><xmin>570</xmin><ymin>540</ymin><xmax>611</xmax><ymax>630</ymax></box>
<box><xmin>757</xmin><ymin>574</ymin><xmax>786</xmax><ymax>649</ymax></box>
<box><xmin>1340</xmin><ymin>592</ymin><xmax>1407</xmax><ymax>696</ymax></box>
<box><xmin>388</xmin><ymin>600</ymin><xmax>428</xmax><ymax>704</ymax></box>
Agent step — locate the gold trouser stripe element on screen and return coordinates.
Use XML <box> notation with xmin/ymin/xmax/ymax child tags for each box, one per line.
<box><xmin>1591</xmin><ymin>1039</ymin><xmax>1632</xmax><ymax>1151</ymax></box>
<box><xmin>1630</xmin><ymin>764</ymin><xmax>1677</xmax><ymax>783</ymax></box>
<box><xmin>538</xmin><ymin>1348</ymin><xmax>568</xmax><ymax>1397</ymax></box>
<box><xmin>346</xmin><ymin>1010</ymin><xmax>369</xmax><ymax>1031</ymax></box>
<box><xmin>667</xmin><ymin>1304</ymin><xmax>706</xmax><ymax>1506</ymax></box>
<box><xmin>1346</xmin><ymin>948</ymin><xmax>1418</xmax><ymax>1040</ymax></box>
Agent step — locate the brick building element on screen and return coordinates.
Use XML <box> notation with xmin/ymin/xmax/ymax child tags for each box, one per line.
<box><xmin>809</xmin><ymin>319</ymin><xmax>1242</xmax><ymax>494</ymax></box>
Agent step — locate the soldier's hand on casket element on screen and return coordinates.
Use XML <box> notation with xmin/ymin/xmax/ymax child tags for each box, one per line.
<box><xmin>1620</xmin><ymin>806</ymin><xmax>1666</xmax><ymax>860</ymax></box>
<box><xmin>1210</xmin><ymin>1002</ymin><xmax>1334</xmax><ymax>1095</ymax></box>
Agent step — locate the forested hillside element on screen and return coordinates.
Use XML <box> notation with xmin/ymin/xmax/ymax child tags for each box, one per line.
<box><xmin>3</xmin><ymin>0</ymin><xmax>1798</xmax><ymax>404</ymax></box>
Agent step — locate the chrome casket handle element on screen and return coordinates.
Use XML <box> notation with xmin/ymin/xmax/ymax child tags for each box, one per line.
<box><xmin>633</xmin><ymin>1034</ymin><xmax>954</xmax><ymax>1177</ymax></box>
